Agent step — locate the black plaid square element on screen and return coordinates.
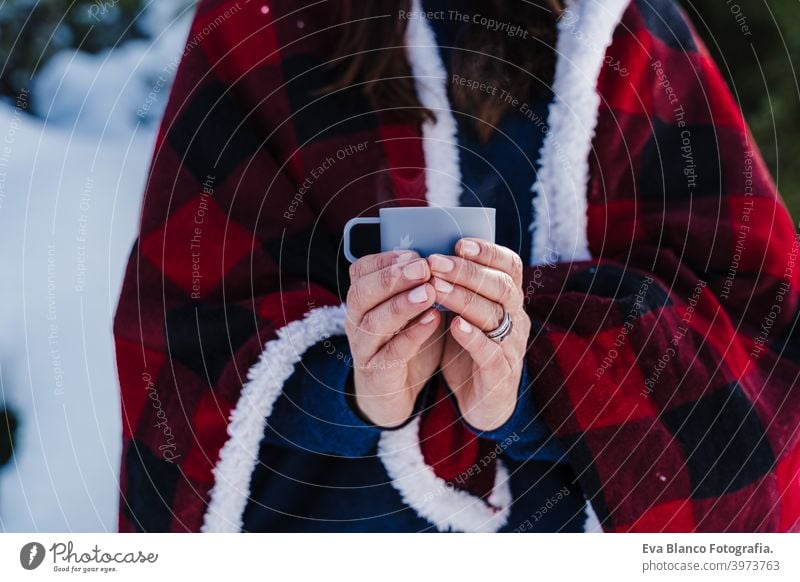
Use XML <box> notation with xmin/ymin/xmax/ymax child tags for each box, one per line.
<box><xmin>167</xmin><ymin>80</ymin><xmax>262</xmax><ymax>184</ymax></box>
<box><xmin>662</xmin><ymin>382</ymin><xmax>775</xmax><ymax>499</ymax></box>
<box><xmin>123</xmin><ymin>441</ymin><xmax>180</xmax><ymax>532</ymax></box>
<box><xmin>282</xmin><ymin>54</ymin><xmax>377</xmax><ymax>145</ymax></box>
<box><xmin>166</xmin><ymin>303</ymin><xmax>259</xmax><ymax>384</ymax></box>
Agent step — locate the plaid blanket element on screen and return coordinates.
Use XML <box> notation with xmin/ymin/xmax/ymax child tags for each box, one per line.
<box><xmin>113</xmin><ymin>0</ymin><xmax>800</xmax><ymax>532</ymax></box>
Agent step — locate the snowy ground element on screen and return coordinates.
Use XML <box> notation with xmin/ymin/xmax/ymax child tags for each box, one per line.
<box><xmin>0</xmin><ymin>1</ymin><xmax>192</xmax><ymax>532</ymax></box>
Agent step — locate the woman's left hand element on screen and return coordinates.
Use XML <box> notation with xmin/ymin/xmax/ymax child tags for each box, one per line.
<box><xmin>428</xmin><ymin>239</ymin><xmax>532</xmax><ymax>431</ymax></box>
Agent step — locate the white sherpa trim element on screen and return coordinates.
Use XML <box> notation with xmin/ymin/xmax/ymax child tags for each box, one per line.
<box><xmin>202</xmin><ymin>304</ymin><xmax>348</xmax><ymax>532</ymax></box>
<box><xmin>530</xmin><ymin>0</ymin><xmax>630</xmax><ymax>265</ymax></box>
<box><xmin>583</xmin><ymin>497</ymin><xmax>604</xmax><ymax>532</ymax></box>
<box><xmin>406</xmin><ymin>0</ymin><xmax>461</xmax><ymax>208</ymax></box>
<box><xmin>378</xmin><ymin>417</ymin><xmax>513</xmax><ymax>532</ymax></box>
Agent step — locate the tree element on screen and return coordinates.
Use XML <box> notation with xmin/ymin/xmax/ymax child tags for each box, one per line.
<box><xmin>0</xmin><ymin>407</ymin><xmax>17</xmax><ymax>470</ymax></box>
<box><xmin>681</xmin><ymin>0</ymin><xmax>800</xmax><ymax>220</ymax></box>
<box><xmin>0</xmin><ymin>1</ymin><xmax>169</xmax><ymax>101</ymax></box>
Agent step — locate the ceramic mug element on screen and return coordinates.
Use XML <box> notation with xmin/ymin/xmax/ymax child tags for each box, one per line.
<box><xmin>343</xmin><ymin>206</ymin><xmax>496</xmax><ymax>263</ymax></box>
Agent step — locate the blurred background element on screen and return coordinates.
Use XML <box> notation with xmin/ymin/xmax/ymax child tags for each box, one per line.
<box><xmin>0</xmin><ymin>0</ymin><xmax>797</xmax><ymax>531</ymax></box>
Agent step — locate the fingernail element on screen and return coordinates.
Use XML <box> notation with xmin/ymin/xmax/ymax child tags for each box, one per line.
<box><xmin>420</xmin><ymin>310</ymin><xmax>436</xmax><ymax>324</ymax></box>
<box><xmin>394</xmin><ymin>251</ymin><xmax>416</xmax><ymax>265</ymax></box>
<box><xmin>458</xmin><ymin>317</ymin><xmax>473</xmax><ymax>333</ymax></box>
<box><xmin>460</xmin><ymin>240</ymin><xmax>480</xmax><ymax>257</ymax></box>
<box><xmin>433</xmin><ymin>277</ymin><xmax>453</xmax><ymax>293</ymax></box>
<box><xmin>408</xmin><ymin>284</ymin><xmax>429</xmax><ymax>304</ymax></box>
<box><xmin>429</xmin><ymin>254</ymin><xmax>454</xmax><ymax>273</ymax></box>
<box><xmin>402</xmin><ymin>259</ymin><xmax>427</xmax><ymax>280</ymax></box>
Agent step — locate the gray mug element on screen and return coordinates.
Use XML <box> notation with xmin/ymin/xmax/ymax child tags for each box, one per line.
<box><xmin>343</xmin><ymin>206</ymin><xmax>496</xmax><ymax>263</ymax></box>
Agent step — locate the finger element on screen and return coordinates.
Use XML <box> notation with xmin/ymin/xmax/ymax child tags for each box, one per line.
<box><xmin>455</xmin><ymin>239</ymin><xmax>524</xmax><ymax>287</ymax></box>
<box><xmin>431</xmin><ymin>277</ymin><xmax>504</xmax><ymax>332</ymax></box>
<box><xmin>428</xmin><ymin>254</ymin><xmax>520</xmax><ymax>309</ymax></box>
<box><xmin>372</xmin><ymin>308</ymin><xmax>441</xmax><ymax>374</ymax></box>
<box><xmin>449</xmin><ymin>316</ymin><xmax>509</xmax><ymax>375</ymax></box>
<box><xmin>346</xmin><ymin>258</ymin><xmax>430</xmax><ymax>323</ymax></box>
<box><xmin>352</xmin><ymin>282</ymin><xmax>436</xmax><ymax>360</ymax></box>
<box><xmin>349</xmin><ymin>249</ymin><xmax>419</xmax><ymax>282</ymax></box>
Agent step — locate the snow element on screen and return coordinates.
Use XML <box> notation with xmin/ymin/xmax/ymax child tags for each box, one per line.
<box><xmin>0</xmin><ymin>1</ymin><xmax>192</xmax><ymax>532</ymax></box>
<box><xmin>33</xmin><ymin>2</ymin><xmax>193</xmax><ymax>135</ymax></box>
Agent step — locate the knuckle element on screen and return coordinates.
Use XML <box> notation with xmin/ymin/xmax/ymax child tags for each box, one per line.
<box><xmin>349</xmin><ymin>261</ymin><xmax>360</xmax><ymax>279</ymax></box>
<box><xmin>499</xmin><ymin>273</ymin><xmax>516</xmax><ymax>303</ymax></box>
<box><xmin>472</xmin><ymin>333</ymin><xmax>491</xmax><ymax>355</ymax></box>
<box><xmin>388</xmin><ymin>294</ymin><xmax>405</xmax><ymax>319</ymax></box>
<box><xmin>383</xmin><ymin>341</ymin><xmax>401</xmax><ymax>362</ymax></box>
<box><xmin>468</xmin><ymin>259</ymin><xmax>481</xmax><ymax>280</ymax></box>
<box><xmin>512</xmin><ymin>254</ymin><xmax>524</xmax><ymax>280</ymax></box>
<box><xmin>360</xmin><ymin>311</ymin><xmax>376</xmax><ymax>334</ymax></box>
<box><xmin>461</xmin><ymin>259</ymin><xmax>479</xmax><ymax>287</ymax></box>
<box><xmin>346</xmin><ymin>283</ymin><xmax>363</xmax><ymax>308</ymax></box>
<box><xmin>379</xmin><ymin>265</ymin><xmax>397</xmax><ymax>291</ymax></box>
<box><xmin>376</xmin><ymin>254</ymin><xmax>392</xmax><ymax>271</ymax></box>
<box><xmin>494</xmin><ymin>302</ymin><xmax>505</xmax><ymax>327</ymax></box>
<box><xmin>488</xmin><ymin>243</ymin><xmax>500</xmax><ymax>265</ymax></box>
<box><xmin>462</xmin><ymin>288</ymin><xmax>478</xmax><ymax>310</ymax></box>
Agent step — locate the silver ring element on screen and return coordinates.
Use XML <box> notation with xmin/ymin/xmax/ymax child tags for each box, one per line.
<box><xmin>486</xmin><ymin>311</ymin><xmax>513</xmax><ymax>342</ymax></box>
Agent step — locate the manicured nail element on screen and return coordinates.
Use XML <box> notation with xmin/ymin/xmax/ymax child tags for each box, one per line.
<box><xmin>394</xmin><ymin>251</ymin><xmax>416</xmax><ymax>264</ymax></box>
<box><xmin>420</xmin><ymin>310</ymin><xmax>436</xmax><ymax>324</ymax></box>
<box><xmin>429</xmin><ymin>254</ymin><xmax>454</xmax><ymax>273</ymax></box>
<box><xmin>458</xmin><ymin>317</ymin><xmax>473</xmax><ymax>333</ymax></box>
<box><xmin>433</xmin><ymin>277</ymin><xmax>453</xmax><ymax>293</ymax></box>
<box><xmin>460</xmin><ymin>240</ymin><xmax>480</xmax><ymax>257</ymax></box>
<box><xmin>408</xmin><ymin>284</ymin><xmax>429</xmax><ymax>304</ymax></box>
<box><xmin>402</xmin><ymin>259</ymin><xmax>427</xmax><ymax>280</ymax></box>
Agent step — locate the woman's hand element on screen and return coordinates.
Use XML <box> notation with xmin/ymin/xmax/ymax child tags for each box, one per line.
<box><xmin>428</xmin><ymin>239</ymin><xmax>531</xmax><ymax>431</ymax></box>
<box><xmin>345</xmin><ymin>250</ymin><xmax>445</xmax><ymax>428</ymax></box>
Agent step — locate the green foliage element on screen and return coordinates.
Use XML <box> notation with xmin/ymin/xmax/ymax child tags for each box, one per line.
<box><xmin>0</xmin><ymin>0</ymin><xmax>148</xmax><ymax>99</ymax></box>
<box><xmin>682</xmin><ymin>0</ymin><xmax>800</xmax><ymax>221</ymax></box>
<box><xmin>0</xmin><ymin>407</ymin><xmax>17</xmax><ymax>468</ymax></box>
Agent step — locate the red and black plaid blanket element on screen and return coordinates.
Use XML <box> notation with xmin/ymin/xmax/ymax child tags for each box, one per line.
<box><xmin>113</xmin><ymin>0</ymin><xmax>800</xmax><ymax>532</ymax></box>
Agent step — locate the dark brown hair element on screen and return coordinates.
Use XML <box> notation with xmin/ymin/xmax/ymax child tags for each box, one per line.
<box><xmin>328</xmin><ymin>0</ymin><xmax>563</xmax><ymax>142</ymax></box>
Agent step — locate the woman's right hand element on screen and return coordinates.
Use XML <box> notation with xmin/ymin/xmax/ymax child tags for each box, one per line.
<box><xmin>345</xmin><ymin>250</ymin><xmax>445</xmax><ymax>428</ymax></box>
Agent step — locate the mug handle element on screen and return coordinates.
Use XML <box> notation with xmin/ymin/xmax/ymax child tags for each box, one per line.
<box><xmin>343</xmin><ymin>216</ymin><xmax>381</xmax><ymax>263</ymax></box>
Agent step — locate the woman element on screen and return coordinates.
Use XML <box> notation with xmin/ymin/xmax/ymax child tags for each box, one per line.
<box><xmin>114</xmin><ymin>0</ymin><xmax>800</xmax><ymax>532</ymax></box>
